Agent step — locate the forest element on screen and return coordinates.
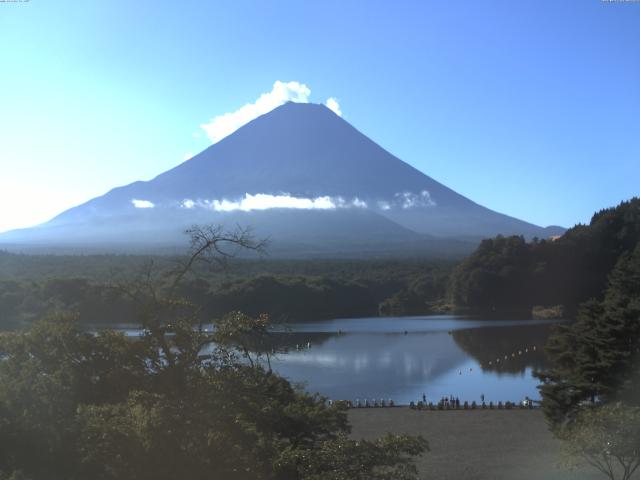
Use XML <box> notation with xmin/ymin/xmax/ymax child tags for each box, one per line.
<box><xmin>0</xmin><ymin>253</ymin><xmax>453</xmax><ymax>329</ymax></box>
<box><xmin>449</xmin><ymin>198</ymin><xmax>640</xmax><ymax>318</ymax></box>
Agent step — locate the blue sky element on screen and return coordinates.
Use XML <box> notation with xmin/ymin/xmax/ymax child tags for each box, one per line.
<box><xmin>0</xmin><ymin>0</ymin><xmax>638</xmax><ymax>233</ymax></box>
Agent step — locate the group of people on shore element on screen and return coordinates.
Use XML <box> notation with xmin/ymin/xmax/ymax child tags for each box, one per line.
<box><xmin>409</xmin><ymin>393</ymin><xmax>535</xmax><ymax>410</ymax></box>
<box><xmin>327</xmin><ymin>399</ymin><xmax>396</xmax><ymax>408</ymax></box>
<box><xmin>327</xmin><ymin>394</ymin><xmax>535</xmax><ymax>409</ymax></box>
<box><xmin>419</xmin><ymin>392</ymin><xmax>486</xmax><ymax>407</ymax></box>
<box><xmin>353</xmin><ymin>398</ymin><xmax>395</xmax><ymax>408</ymax></box>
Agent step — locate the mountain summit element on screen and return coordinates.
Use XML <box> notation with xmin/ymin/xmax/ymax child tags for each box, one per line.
<box><xmin>0</xmin><ymin>102</ymin><xmax>563</xmax><ymax>256</ymax></box>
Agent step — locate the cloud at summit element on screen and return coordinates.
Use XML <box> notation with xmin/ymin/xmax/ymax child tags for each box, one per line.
<box><xmin>200</xmin><ymin>81</ymin><xmax>342</xmax><ymax>144</ymax></box>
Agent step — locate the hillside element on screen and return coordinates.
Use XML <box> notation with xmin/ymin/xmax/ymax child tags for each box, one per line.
<box><xmin>449</xmin><ymin>197</ymin><xmax>640</xmax><ymax>316</ymax></box>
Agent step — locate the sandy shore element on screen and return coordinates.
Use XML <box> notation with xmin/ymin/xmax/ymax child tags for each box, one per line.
<box><xmin>348</xmin><ymin>407</ymin><xmax>604</xmax><ymax>480</ymax></box>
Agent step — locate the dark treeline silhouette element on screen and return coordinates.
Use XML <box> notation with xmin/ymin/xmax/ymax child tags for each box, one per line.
<box><xmin>0</xmin><ymin>254</ymin><xmax>453</xmax><ymax>329</ymax></box>
<box><xmin>449</xmin><ymin>198</ymin><xmax>640</xmax><ymax>317</ymax></box>
<box><xmin>533</xmin><ymin>238</ymin><xmax>640</xmax><ymax>480</ymax></box>
<box><xmin>536</xmin><ymin>241</ymin><xmax>640</xmax><ymax>427</ymax></box>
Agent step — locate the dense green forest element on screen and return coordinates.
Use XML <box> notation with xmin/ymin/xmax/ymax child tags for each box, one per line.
<box><xmin>537</xmin><ymin>241</ymin><xmax>640</xmax><ymax>425</ymax></box>
<box><xmin>0</xmin><ymin>311</ymin><xmax>427</xmax><ymax>479</ymax></box>
<box><xmin>449</xmin><ymin>198</ymin><xmax>640</xmax><ymax>317</ymax></box>
<box><xmin>533</xmin><ymin>240</ymin><xmax>640</xmax><ymax>479</ymax></box>
<box><xmin>0</xmin><ymin>252</ymin><xmax>453</xmax><ymax>329</ymax></box>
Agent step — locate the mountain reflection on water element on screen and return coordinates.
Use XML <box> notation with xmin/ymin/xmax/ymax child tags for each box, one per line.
<box><xmin>268</xmin><ymin>316</ymin><xmax>558</xmax><ymax>405</ymax></box>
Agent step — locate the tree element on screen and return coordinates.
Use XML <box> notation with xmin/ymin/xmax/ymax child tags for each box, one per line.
<box><xmin>0</xmin><ymin>225</ymin><xmax>428</xmax><ymax>480</ymax></box>
<box><xmin>536</xmin><ymin>244</ymin><xmax>640</xmax><ymax>430</ymax></box>
<box><xmin>448</xmin><ymin>197</ymin><xmax>640</xmax><ymax>316</ymax></box>
<box><xmin>111</xmin><ymin>224</ymin><xmax>266</xmax><ymax>370</ymax></box>
<box><xmin>561</xmin><ymin>403</ymin><xmax>640</xmax><ymax>480</ymax></box>
<box><xmin>535</xmin><ymin>242</ymin><xmax>640</xmax><ymax>480</ymax></box>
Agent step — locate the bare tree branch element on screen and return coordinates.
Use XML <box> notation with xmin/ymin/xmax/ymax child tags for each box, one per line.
<box><xmin>104</xmin><ymin>223</ymin><xmax>267</xmax><ymax>369</ymax></box>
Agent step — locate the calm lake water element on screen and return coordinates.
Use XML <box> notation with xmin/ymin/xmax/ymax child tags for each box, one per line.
<box><xmin>105</xmin><ymin>315</ymin><xmax>559</xmax><ymax>406</ymax></box>
<box><xmin>266</xmin><ymin>315</ymin><xmax>559</xmax><ymax>405</ymax></box>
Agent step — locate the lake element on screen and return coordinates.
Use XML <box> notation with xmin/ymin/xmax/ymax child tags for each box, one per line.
<box><xmin>104</xmin><ymin>315</ymin><xmax>560</xmax><ymax>406</ymax></box>
<box><xmin>266</xmin><ymin>315</ymin><xmax>559</xmax><ymax>405</ymax></box>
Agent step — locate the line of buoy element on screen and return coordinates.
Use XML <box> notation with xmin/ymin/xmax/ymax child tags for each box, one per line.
<box><xmin>484</xmin><ymin>345</ymin><xmax>538</xmax><ymax>368</ymax></box>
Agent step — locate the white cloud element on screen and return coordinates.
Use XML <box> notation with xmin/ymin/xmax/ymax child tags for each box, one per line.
<box><xmin>394</xmin><ymin>191</ymin><xmax>436</xmax><ymax>209</ymax></box>
<box><xmin>325</xmin><ymin>97</ymin><xmax>342</xmax><ymax>117</ymax></box>
<box><xmin>183</xmin><ymin>152</ymin><xmax>194</xmax><ymax>161</ymax></box>
<box><xmin>200</xmin><ymin>81</ymin><xmax>311</xmax><ymax>143</ymax></box>
<box><xmin>177</xmin><ymin>194</ymin><xmax>368</xmax><ymax>212</ymax></box>
<box><xmin>143</xmin><ymin>192</ymin><xmax>435</xmax><ymax>214</ymax></box>
<box><xmin>210</xmin><ymin>193</ymin><xmax>335</xmax><ymax>212</ymax></box>
<box><xmin>352</xmin><ymin>197</ymin><xmax>367</xmax><ymax>208</ymax></box>
<box><xmin>131</xmin><ymin>199</ymin><xmax>155</xmax><ymax>209</ymax></box>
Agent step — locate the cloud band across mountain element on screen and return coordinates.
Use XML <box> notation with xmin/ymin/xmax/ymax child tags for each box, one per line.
<box><xmin>129</xmin><ymin>192</ymin><xmax>436</xmax><ymax>212</ymax></box>
<box><xmin>180</xmin><ymin>193</ymin><xmax>365</xmax><ymax>212</ymax></box>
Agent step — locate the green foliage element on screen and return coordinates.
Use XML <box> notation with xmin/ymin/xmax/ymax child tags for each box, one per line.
<box><xmin>449</xmin><ymin>235</ymin><xmax>533</xmax><ymax>312</ymax></box>
<box><xmin>449</xmin><ymin>197</ymin><xmax>640</xmax><ymax>315</ymax></box>
<box><xmin>0</xmin><ymin>314</ymin><xmax>427</xmax><ymax>480</ymax></box>
<box><xmin>208</xmin><ymin>275</ymin><xmax>377</xmax><ymax>321</ymax></box>
<box><xmin>378</xmin><ymin>271</ymin><xmax>449</xmax><ymax>315</ymax></box>
<box><xmin>0</xmin><ymin>257</ymin><xmax>454</xmax><ymax>329</ymax></box>
<box><xmin>561</xmin><ymin>403</ymin><xmax>640</xmax><ymax>480</ymax></box>
<box><xmin>0</xmin><ymin>226</ymin><xmax>428</xmax><ymax>479</ymax></box>
<box><xmin>277</xmin><ymin>433</ymin><xmax>428</xmax><ymax>480</ymax></box>
<box><xmin>536</xmin><ymin>243</ymin><xmax>640</xmax><ymax>430</ymax></box>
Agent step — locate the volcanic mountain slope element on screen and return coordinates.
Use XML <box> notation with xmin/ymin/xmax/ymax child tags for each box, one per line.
<box><xmin>0</xmin><ymin>102</ymin><xmax>563</xmax><ymax>256</ymax></box>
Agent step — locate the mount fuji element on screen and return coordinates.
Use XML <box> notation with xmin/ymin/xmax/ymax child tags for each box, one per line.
<box><xmin>0</xmin><ymin>102</ymin><xmax>563</xmax><ymax>257</ymax></box>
